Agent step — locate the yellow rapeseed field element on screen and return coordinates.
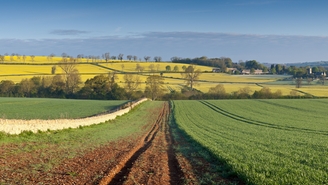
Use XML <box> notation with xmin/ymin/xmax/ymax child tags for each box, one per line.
<box><xmin>296</xmin><ymin>86</ymin><xmax>328</xmax><ymax>97</ymax></box>
<box><xmin>1</xmin><ymin>56</ymin><xmax>328</xmax><ymax>96</ymax></box>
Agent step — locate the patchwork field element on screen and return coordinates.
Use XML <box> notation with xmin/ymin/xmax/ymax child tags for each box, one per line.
<box><xmin>1</xmin><ymin>58</ymin><xmax>328</xmax><ymax>96</ymax></box>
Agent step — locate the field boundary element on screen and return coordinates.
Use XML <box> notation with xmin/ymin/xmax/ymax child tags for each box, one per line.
<box><xmin>0</xmin><ymin>98</ymin><xmax>148</xmax><ymax>135</ymax></box>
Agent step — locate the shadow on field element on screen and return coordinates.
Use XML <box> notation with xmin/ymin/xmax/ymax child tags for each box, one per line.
<box><xmin>169</xmin><ymin>104</ymin><xmax>249</xmax><ymax>185</ymax></box>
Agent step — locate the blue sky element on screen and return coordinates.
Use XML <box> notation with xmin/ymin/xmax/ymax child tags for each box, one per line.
<box><xmin>1</xmin><ymin>0</ymin><xmax>328</xmax><ymax>63</ymax></box>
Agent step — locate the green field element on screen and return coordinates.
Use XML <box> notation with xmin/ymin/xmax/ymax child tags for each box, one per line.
<box><xmin>0</xmin><ymin>97</ymin><xmax>127</xmax><ymax>119</ymax></box>
<box><xmin>171</xmin><ymin>99</ymin><xmax>328</xmax><ymax>184</ymax></box>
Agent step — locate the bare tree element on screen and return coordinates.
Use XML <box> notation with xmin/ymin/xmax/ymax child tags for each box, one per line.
<box><xmin>136</xmin><ymin>64</ymin><xmax>144</xmax><ymax>73</ymax></box>
<box><xmin>59</xmin><ymin>56</ymin><xmax>81</xmax><ymax>93</ymax></box>
<box><xmin>154</xmin><ymin>56</ymin><xmax>162</xmax><ymax>62</ymax></box>
<box><xmin>108</xmin><ymin>71</ymin><xmax>118</xmax><ymax>88</ymax></box>
<box><xmin>22</xmin><ymin>55</ymin><xmax>26</xmax><ymax>62</ymax></box>
<box><xmin>144</xmin><ymin>56</ymin><xmax>151</xmax><ymax>62</ymax></box>
<box><xmin>104</xmin><ymin>52</ymin><xmax>110</xmax><ymax>62</ymax></box>
<box><xmin>136</xmin><ymin>64</ymin><xmax>142</xmax><ymax>72</ymax></box>
<box><xmin>133</xmin><ymin>55</ymin><xmax>138</xmax><ymax>61</ymax></box>
<box><xmin>145</xmin><ymin>75</ymin><xmax>164</xmax><ymax>100</ymax></box>
<box><xmin>118</xmin><ymin>54</ymin><xmax>124</xmax><ymax>61</ymax></box>
<box><xmin>181</xmin><ymin>65</ymin><xmax>202</xmax><ymax>90</ymax></box>
<box><xmin>121</xmin><ymin>64</ymin><xmax>125</xmax><ymax>72</ymax></box>
<box><xmin>156</xmin><ymin>64</ymin><xmax>160</xmax><ymax>71</ymax></box>
<box><xmin>295</xmin><ymin>78</ymin><xmax>302</xmax><ymax>88</ymax></box>
<box><xmin>66</xmin><ymin>69</ymin><xmax>81</xmax><ymax>93</ymax></box>
<box><xmin>77</xmin><ymin>54</ymin><xmax>83</xmax><ymax>62</ymax></box>
<box><xmin>124</xmin><ymin>74</ymin><xmax>141</xmax><ymax>99</ymax></box>
<box><xmin>127</xmin><ymin>55</ymin><xmax>133</xmax><ymax>61</ymax></box>
<box><xmin>148</xmin><ymin>64</ymin><xmax>155</xmax><ymax>73</ymax></box>
<box><xmin>61</xmin><ymin>53</ymin><xmax>68</xmax><ymax>62</ymax></box>
<box><xmin>111</xmin><ymin>56</ymin><xmax>117</xmax><ymax>60</ymax></box>
<box><xmin>30</xmin><ymin>55</ymin><xmax>35</xmax><ymax>62</ymax></box>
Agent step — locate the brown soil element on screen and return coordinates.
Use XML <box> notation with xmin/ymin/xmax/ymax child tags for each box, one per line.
<box><xmin>99</xmin><ymin>102</ymin><xmax>184</xmax><ymax>185</ymax></box>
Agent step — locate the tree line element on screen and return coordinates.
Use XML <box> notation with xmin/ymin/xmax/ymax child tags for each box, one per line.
<box><xmin>171</xmin><ymin>56</ymin><xmax>327</xmax><ymax>77</ymax></box>
<box><xmin>0</xmin><ymin>52</ymin><xmax>164</xmax><ymax>63</ymax></box>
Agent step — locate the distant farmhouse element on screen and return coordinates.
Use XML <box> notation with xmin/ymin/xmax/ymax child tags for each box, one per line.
<box><xmin>212</xmin><ymin>68</ymin><xmax>266</xmax><ymax>75</ymax></box>
<box><xmin>307</xmin><ymin>68</ymin><xmax>326</xmax><ymax>77</ymax></box>
<box><xmin>226</xmin><ymin>68</ymin><xmax>238</xmax><ymax>73</ymax></box>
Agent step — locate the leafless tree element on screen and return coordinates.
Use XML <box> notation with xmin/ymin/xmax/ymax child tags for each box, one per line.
<box><xmin>156</xmin><ymin>64</ymin><xmax>160</xmax><ymax>71</ymax></box>
<box><xmin>66</xmin><ymin>69</ymin><xmax>81</xmax><ymax>93</ymax></box>
<box><xmin>133</xmin><ymin>56</ymin><xmax>138</xmax><ymax>61</ymax></box>
<box><xmin>104</xmin><ymin>52</ymin><xmax>110</xmax><ymax>62</ymax></box>
<box><xmin>135</xmin><ymin>64</ymin><xmax>144</xmax><ymax>73</ymax></box>
<box><xmin>144</xmin><ymin>56</ymin><xmax>151</xmax><ymax>62</ymax></box>
<box><xmin>127</xmin><ymin>55</ymin><xmax>133</xmax><ymax>61</ymax></box>
<box><xmin>121</xmin><ymin>64</ymin><xmax>125</xmax><ymax>72</ymax></box>
<box><xmin>30</xmin><ymin>55</ymin><xmax>35</xmax><ymax>62</ymax></box>
<box><xmin>111</xmin><ymin>56</ymin><xmax>117</xmax><ymax>60</ymax></box>
<box><xmin>59</xmin><ymin>56</ymin><xmax>81</xmax><ymax>93</ymax></box>
<box><xmin>154</xmin><ymin>56</ymin><xmax>162</xmax><ymax>62</ymax></box>
<box><xmin>124</xmin><ymin>74</ymin><xmax>141</xmax><ymax>100</ymax></box>
<box><xmin>62</xmin><ymin>53</ymin><xmax>68</xmax><ymax>62</ymax></box>
<box><xmin>145</xmin><ymin>75</ymin><xmax>164</xmax><ymax>100</ymax></box>
<box><xmin>148</xmin><ymin>64</ymin><xmax>155</xmax><ymax>73</ymax></box>
<box><xmin>181</xmin><ymin>65</ymin><xmax>202</xmax><ymax>90</ymax></box>
<box><xmin>108</xmin><ymin>72</ymin><xmax>118</xmax><ymax>88</ymax></box>
<box><xmin>22</xmin><ymin>55</ymin><xmax>26</xmax><ymax>62</ymax></box>
<box><xmin>295</xmin><ymin>78</ymin><xmax>302</xmax><ymax>88</ymax></box>
<box><xmin>118</xmin><ymin>54</ymin><xmax>124</xmax><ymax>61</ymax></box>
<box><xmin>77</xmin><ymin>54</ymin><xmax>83</xmax><ymax>62</ymax></box>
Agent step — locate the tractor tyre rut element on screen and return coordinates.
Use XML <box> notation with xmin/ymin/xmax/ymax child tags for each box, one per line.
<box><xmin>99</xmin><ymin>102</ymin><xmax>184</xmax><ymax>185</ymax></box>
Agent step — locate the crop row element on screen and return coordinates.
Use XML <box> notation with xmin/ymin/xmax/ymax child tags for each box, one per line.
<box><xmin>172</xmin><ymin>100</ymin><xmax>328</xmax><ymax>184</ymax></box>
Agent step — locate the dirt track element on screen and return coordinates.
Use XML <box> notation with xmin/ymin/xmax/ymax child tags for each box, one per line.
<box><xmin>99</xmin><ymin>102</ymin><xmax>184</xmax><ymax>185</ymax></box>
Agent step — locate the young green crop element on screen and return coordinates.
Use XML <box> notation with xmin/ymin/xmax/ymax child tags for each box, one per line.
<box><xmin>0</xmin><ymin>97</ymin><xmax>127</xmax><ymax>119</ymax></box>
<box><xmin>172</xmin><ymin>99</ymin><xmax>328</xmax><ymax>185</ymax></box>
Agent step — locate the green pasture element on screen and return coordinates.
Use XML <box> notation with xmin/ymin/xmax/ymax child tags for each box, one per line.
<box><xmin>0</xmin><ymin>97</ymin><xmax>127</xmax><ymax>119</ymax></box>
